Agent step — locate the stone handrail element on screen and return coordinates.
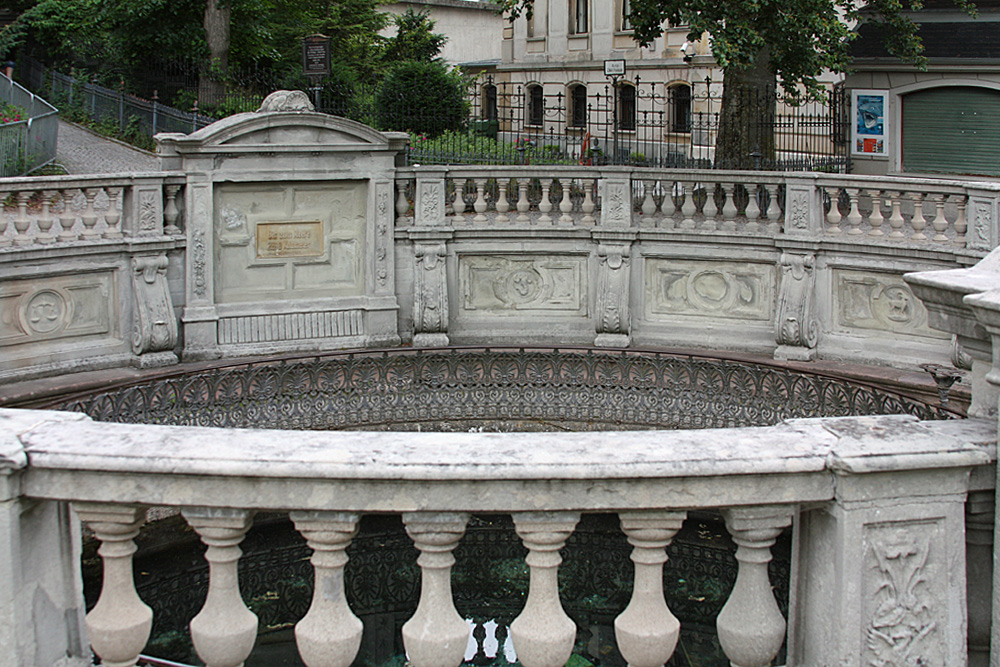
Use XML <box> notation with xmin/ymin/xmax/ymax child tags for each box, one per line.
<box><xmin>1</xmin><ymin>407</ymin><xmax>994</xmax><ymax>666</ymax></box>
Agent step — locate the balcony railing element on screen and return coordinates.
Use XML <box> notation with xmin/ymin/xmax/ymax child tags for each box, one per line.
<box><xmin>2</xmin><ymin>407</ymin><xmax>993</xmax><ymax>666</ymax></box>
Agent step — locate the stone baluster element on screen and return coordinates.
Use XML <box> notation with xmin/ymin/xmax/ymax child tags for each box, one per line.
<box><xmin>451</xmin><ymin>178</ymin><xmax>467</xmax><ymax>223</ymax></box>
<box><xmin>495</xmin><ymin>180</ymin><xmax>511</xmax><ymax>223</ymax></box>
<box><xmin>721</xmin><ymin>183</ymin><xmax>738</xmax><ymax>232</ymax></box>
<box><xmin>717</xmin><ymin>506</ymin><xmax>794</xmax><ymax>667</ymax></box>
<box><xmin>12</xmin><ymin>190</ymin><xmax>32</xmax><ymax>246</ymax></box>
<box><xmin>35</xmin><ymin>190</ymin><xmax>56</xmax><ymax>244</ymax></box>
<box><xmin>641</xmin><ymin>180</ymin><xmax>657</xmax><ymax>225</ymax></box>
<box><xmin>701</xmin><ymin>183</ymin><xmax>718</xmax><ymax>231</ymax></box>
<box><xmin>581</xmin><ymin>181</ymin><xmax>596</xmax><ymax>225</ymax></box>
<box><xmin>887</xmin><ymin>191</ymin><xmax>906</xmax><ymax>239</ymax></box>
<box><xmin>866</xmin><ymin>189</ymin><xmax>885</xmax><ymax>237</ymax></box>
<box><xmin>845</xmin><ymin>188</ymin><xmax>863</xmax><ymax>235</ymax></box>
<box><xmin>909</xmin><ymin>192</ymin><xmax>928</xmax><ymax>241</ymax></box>
<box><xmin>81</xmin><ymin>187</ymin><xmax>101</xmax><ymax>239</ymax></box>
<box><xmin>764</xmin><ymin>184</ymin><xmax>781</xmax><ymax>233</ymax></box>
<box><xmin>473</xmin><ymin>179</ymin><xmax>489</xmax><ymax>223</ymax></box>
<box><xmin>679</xmin><ymin>182</ymin><xmax>697</xmax><ymax>230</ymax></box>
<box><xmin>825</xmin><ymin>187</ymin><xmax>842</xmax><ymax>234</ymax></box>
<box><xmin>516</xmin><ymin>179</ymin><xmax>531</xmax><ymax>223</ymax></box>
<box><xmin>402</xmin><ymin>512</ymin><xmax>470</xmax><ymax>667</ymax></box>
<box><xmin>58</xmin><ymin>189</ymin><xmax>78</xmax><ymax>241</ymax></box>
<box><xmin>931</xmin><ymin>194</ymin><xmax>950</xmax><ymax>242</ymax></box>
<box><xmin>73</xmin><ymin>503</ymin><xmax>151</xmax><ymax>667</ymax></box>
<box><xmin>395</xmin><ymin>180</ymin><xmax>411</xmax><ymax>225</ymax></box>
<box><xmin>559</xmin><ymin>179</ymin><xmax>574</xmax><ymax>224</ymax></box>
<box><xmin>0</xmin><ymin>209</ymin><xmax>7</xmax><ymax>247</ymax></box>
<box><xmin>510</xmin><ymin>512</ymin><xmax>580</xmax><ymax>667</ymax></box>
<box><xmin>183</xmin><ymin>507</ymin><xmax>258</xmax><ymax>667</ymax></box>
<box><xmin>744</xmin><ymin>184</ymin><xmax>761</xmax><ymax>233</ymax></box>
<box><xmin>954</xmin><ymin>194</ymin><xmax>968</xmax><ymax>247</ymax></box>
<box><xmin>538</xmin><ymin>179</ymin><xmax>553</xmax><ymax>224</ymax></box>
<box><xmin>162</xmin><ymin>185</ymin><xmax>181</xmax><ymax>235</ymax></box>
<box><xmin>614</xmin><ymin>511</ymin><xmax>687</xmax><ymax>667</ymax></box>
<box><xmin>104</xmin><ymin>187</ymin><xmax>124</xmax><ymax>239</ymax></box>
<box><xmin>289</xmin><ymin>511</ymin><xmax>362</xmax><ymax>667</ymax></box>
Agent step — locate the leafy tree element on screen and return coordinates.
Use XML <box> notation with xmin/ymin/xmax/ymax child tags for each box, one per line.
<box><xmin>493</xmin><ymin>0</ymin><xmax>976</xmax><ymax>169</ymax></box>
<box><xmin>383</xmin><ymin>9</ymin><xmax>447</xmax><ymax>64</ymax></box>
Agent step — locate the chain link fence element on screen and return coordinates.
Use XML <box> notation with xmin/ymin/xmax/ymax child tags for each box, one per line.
<box><xmin>0</xmin><ymin>72</ymin><xmax>58</xmax><ymax>176</ymax></box>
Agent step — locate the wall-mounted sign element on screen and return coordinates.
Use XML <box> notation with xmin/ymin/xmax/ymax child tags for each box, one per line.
<box><xmin>604</xmin><ymin>59</ymin><xmax>626</xmax><ymax>77</ymax></box>
<box><xmin>302</xmin><ymin>34</ymin><xmax>331</xmax><ymax>78</ymax></box>
<box><xmin>851</xmin><ymin>89</ymin><xmax>888</xmax><ymax>157</ymax></box>
<box><xmin>256</xmin><ymin>221</ymin><xmax>324</xmax><ymax>259</ymax></box>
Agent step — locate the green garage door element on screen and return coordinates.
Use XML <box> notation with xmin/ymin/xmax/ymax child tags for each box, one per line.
<box><xmin>902</xmin><ymin>86</ymin><xmax>1000</xmax><ymax>177</ymax></box>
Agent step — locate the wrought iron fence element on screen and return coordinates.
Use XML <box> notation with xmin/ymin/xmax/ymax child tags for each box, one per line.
<box><xmin>19</xmin><ymin>57</ymin><xmax>216</xmax><ymax>138</ymax></box>
<box><xmin>16</xmin><ymin>57</ymin><xmax>849</xmax><ymax>171</ymax></box>
<box><xmin>0</xmin><ymin>73</ymin><xmax>58</xmax><ymax>175</ymax></box>
<box><xmin>41</xmin><ymin>347</ymin><xmax>955</xmax><ymax>431</ymax></box>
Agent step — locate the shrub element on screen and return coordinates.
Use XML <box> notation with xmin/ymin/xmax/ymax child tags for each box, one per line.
<box><xmin>374</xmin><ymin>61</ymin><xmax>467</xmax><ymax>137</ymax></box>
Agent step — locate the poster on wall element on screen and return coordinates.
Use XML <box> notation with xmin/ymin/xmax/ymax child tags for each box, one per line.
<box><xmin>852</xmin><ymin>90</ymin><xmax>889</xmax><ymax>157</ymax></box>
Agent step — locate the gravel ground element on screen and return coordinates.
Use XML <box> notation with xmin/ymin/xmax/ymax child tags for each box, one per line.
<box><xmin>55</xmin><ymin>119</ymin><xmax>159</xmax><ymax>174</ymax></box>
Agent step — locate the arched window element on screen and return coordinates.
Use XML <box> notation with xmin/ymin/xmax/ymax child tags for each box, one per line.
<box><xmin>618</xmin><ymin>83</ymin><xmax>636</xmax><ymax>131</ymax></box>
<box><xmin>569</xmin><ymin>84</ymin><xmax>587</xmax><ymax>128</ymax></box>
<box><xmin>669</xmin><ymin>84</ymin><xmax>691</xmax><ymax>133</ymax></box>
<box><xmin>482</xmin><ymin>83</ymin><xmax>497</xmax><ymax>121</ymax></box>
<box><xmin>527</xmin><ymin>84</ymin><xmax>544</xmax><ymax>127</ymax></box>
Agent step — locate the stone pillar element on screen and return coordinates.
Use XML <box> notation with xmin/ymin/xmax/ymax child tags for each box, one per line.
<box><xmin>183</xmin><ymin>507</ymin><xmax>258</xmax><ymax>667</ymax></box>
<box><xmin>717</xmin><ymin>506</ymin><xmax>794</xmax><ymax>667</ymax></box>
<box><xmin>289</xmin><ymin>511</ymin><xmax>362</xmax><ymax>667</ymax></box>
<box><xmin>510</xmin><ymin>511</ymin><xmax>580</xmax><ymax>667</ymax></box>
<box><xmin>401</xmin><ymin>512</ymin><xmax>470</xmax><ymax>667</ymax></box>
<box><xmin>73</xmin><ymin>503</ymin><xmax>151</xmax><ymax>667</ymax></box>
<box><xmin>180</xmin><ymin>174</ymin><xmax>221</xmax><ymax>361</ymax></box>
<box><xmin>790</xmin><ymin>431</ymin><xmax>974</xmax><ymax>667</ymax></box>
<box><xmin>614</xmin><ymin>510</ymin><xmax>687</xmax><ymax>667</ymax></box>
<box><xmin>130</xmin><ymin>254</ymin><xmax>179</xmax><ymax>369</ymax></box>
<box><xmin>774</xmin><ymin>252</ymin><xmax>819</xmax><ymax>361</ymax></box>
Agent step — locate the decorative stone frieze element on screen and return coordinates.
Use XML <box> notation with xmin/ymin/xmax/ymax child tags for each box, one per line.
<box><xmin>774</xmin><ymin>252</ymin><xmax>818</xmax><ymax>361</ymax></box>
<box><xmin>130</xmin><ymin>254</ymin><xmax>178</xmax><ymax>368</ymax></box>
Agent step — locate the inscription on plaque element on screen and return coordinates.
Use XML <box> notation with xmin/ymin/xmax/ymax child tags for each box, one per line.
<box><xmin>256</xmin><ymin>221</ymin><xmax>324</xmax><ymax>259</ymax></box>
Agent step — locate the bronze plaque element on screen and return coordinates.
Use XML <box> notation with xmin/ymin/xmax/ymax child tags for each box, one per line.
<box><xmin>256</xmin><ymin>221</ymin><xmax>324</xmax><ymax>259</ymax></box>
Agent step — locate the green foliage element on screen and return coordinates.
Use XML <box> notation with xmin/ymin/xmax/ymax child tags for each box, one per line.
<box><xmin>383</xmin><ymin>9</ymin><xmax>447</xmax><ymax>64</ymax></box>
<box><xmin>0</xmin><ymin>102</ymin><xmax>25</xmax><ymax>124</ymax></box>
<box><xmin>375</xmin><ymin>61</ymin><xmax>467</xmax><ymax>137</ymax></box>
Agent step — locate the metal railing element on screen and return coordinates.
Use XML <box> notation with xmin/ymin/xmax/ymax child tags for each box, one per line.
<box><xmin>0</xmin><ymin>73</ymin><xmax>58</xmax><ymax>176</ymax></box>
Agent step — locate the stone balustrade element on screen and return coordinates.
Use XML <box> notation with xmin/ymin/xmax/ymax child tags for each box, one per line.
<box><xmin>1</xmin><ymin>407</ymin><xmax>994</xmax><ymax>667</ymax></box>
<box><xmin>395</xmin><ymin>166</ymin><xmax>1000</xmax><ymax>253</ymax></box>
<box><xmin>0</xmin><ymin>174</ymin><xmax>185</xmax><ymax>246</ymax></box>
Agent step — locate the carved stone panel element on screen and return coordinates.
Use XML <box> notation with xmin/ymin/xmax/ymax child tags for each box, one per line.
<box><xmin>460</xmin><ymin>255</ymin><xmax>587</xmax><ymax>316</ymax></box>
<box><xmin>863</xmin><ymin>519</ymin><xmax>946</xmax><ymax>666</ymax></box>
<box><xmin>774</xmin><ymin>252</ymin><xmax>818</xmax><ymax>352</ymax></box>
<box><xmin>0</xmin><ymin>273</ymin><xmax>113</xmax><ymax>346</ymax></box>
<box><xmin>968</xmin><ymin>196</ymin><xmax>995</xmax><ymax>252</ymax></box>
<box><xmin>213</xmin><ymin>181</ymin><xmax>367</xmax><ymax>304</ymax></box>
<box><xmin>374</xmin><ymin>180</ymin><xmax>394</xmax><ymax>295</ymax></box>
<box><xmin>414</xmin><ymin>242</ymin><xmax>449</xmax><ymax>335</ymax></box>
<box><xmin>835</xmin><ymin>270</ymin><xmax>945</xmax><ymax>339</ymax></box>
<box><xmin>600</xmin><ymin>179</ymin><xmax>632</xmax><ymax>227</ymax></box>
<box><xmin>645</xmin><ymin>259</ymin><xmax>774</xmax><ymax>321</ymax></box>
<box><xmin>596</xmin><ymin>243</ymin><xmax>631</xmax><ymax>335</ymax></box>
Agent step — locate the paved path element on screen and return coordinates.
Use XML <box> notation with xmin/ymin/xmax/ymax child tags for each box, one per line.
<box><xmin>55</xmin><ymin>119</ymin><xmax>159</xmax><ymax>174</ymax></box>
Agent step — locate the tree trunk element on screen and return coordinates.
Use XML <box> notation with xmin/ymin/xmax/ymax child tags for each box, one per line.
<box><xmin>199</xmin><ymin>0</ymin><xmax>230</xmax><ymax>107</ymax></box>
<box><xmin>715</xmin><ymin>48</ymin><xmax>776</xmax><ymax>170</ymax></box>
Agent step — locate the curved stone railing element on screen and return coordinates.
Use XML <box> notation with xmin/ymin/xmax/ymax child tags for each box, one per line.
<box><xmin>1</xmin><ymin>407</ymin><xmax>994</xmax><ymax>667</ymax></box>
